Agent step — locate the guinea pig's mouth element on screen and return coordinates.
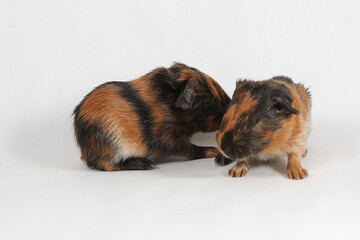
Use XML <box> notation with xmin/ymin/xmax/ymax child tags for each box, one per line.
<box><xmin>219</xmin><ymin>148</ymin><xmax>244</xmax><ymax>160</ymax></box>
<box><xmin>219</xmin><ymin>146</ymin><xmax>253</xmax><ymax>161</ymax></box>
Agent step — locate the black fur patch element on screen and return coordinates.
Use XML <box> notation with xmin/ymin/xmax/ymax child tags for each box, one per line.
<box><xmin>197</xmin><ymin>71</ymin><xmax>210</xmax><ymax>90</ymax></box>
<box><xmin>148</xmin><ymin>68</ymin><xmax>178</xmax><ymax>104</ymax></box>
<box><xmin>121</xmin><ymin>158</ymin><xmax>156</xmax><ymax>170</ymax></box>
<box><xmin>116</xmin><ymin>82</ymin><xmax>156</xmax><ymax>148</ymax></box>
<box><xmin>220</xmin><ymin>131</ymin><xmax>235</xmax><ymax>158</ymax></box>
<box><xmin>214</xmin><ymin>153</ymin><xmax>234</xmax><ymax>166</ymax></box>
<box><xmin>74</xmin><ymin>119</ymin><xmax>114</xmax><ymax>168</ymax></box>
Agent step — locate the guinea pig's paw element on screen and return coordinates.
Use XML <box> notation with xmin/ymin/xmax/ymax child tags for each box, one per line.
<box><xmin>228</xmin><ymin>162</ymin><xmax>249</xmax><ymax>177</ymax></box>
<box><xmin>122</xmin><ymin>158</ymin><xmax>156</xmax><ymax>170</ymax></box>
<box><xmin>214</xmin><ymin>153</ymin><xmax>233</xmax><ymax>166</ymax></box>
<box><xmin>204</xmin><ymin>147</ymin><xmax>219</xmax><ymax>158</ymax></box>
<box><xmin>287</xmin><ymin>165</ymin><xmax>308</xmax><ymax>180</ymax></box>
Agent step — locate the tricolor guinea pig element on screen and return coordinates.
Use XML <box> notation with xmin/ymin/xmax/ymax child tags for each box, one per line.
<box><xmin>215</xmin><ymin>76</ymin><xmax>311</xmax><ymax>180</ymax></box>
<box><xmin>73</xmin><ymin>63</ymin><xmax>230</xmax><ymax>171</ymax></box>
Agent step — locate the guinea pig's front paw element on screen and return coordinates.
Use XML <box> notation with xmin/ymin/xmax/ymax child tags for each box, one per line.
<box><xmin>287</xmin><ymin>165</ymin><xmax>308</xmax><ymax>180</ymax></box>
<box><xmin>204</xmin><ymin>147</ymin><xmax>219</xmax><ymax>158</ymax></box>
<box><xmin>228</xmin><ymin>162</ymin><xmax>249</xmax><ymax>177</ymax></box>
<box><xmin>214</xmin><ymin>153</ymin><xmax>233</xmax><ymax>166</ymax></box>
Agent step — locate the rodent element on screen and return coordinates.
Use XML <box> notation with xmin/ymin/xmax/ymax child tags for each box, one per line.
<box><xmin>215</xmin><ymin>76</ymin><xmax>311</xmax><ymax>179</ymax></box>
<box><xmin>73</xmin><ymin>63</ymin><xmax>230</xmax><ymax>171</ymax></box>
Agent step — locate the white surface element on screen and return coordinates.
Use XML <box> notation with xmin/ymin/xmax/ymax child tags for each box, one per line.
<box><xmin>1</xmin><ymin>0</ymin><xmax>360</xmax><ymax>239</ymax></box>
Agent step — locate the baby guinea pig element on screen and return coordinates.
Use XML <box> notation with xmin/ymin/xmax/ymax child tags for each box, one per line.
<box><xmin>215</xmin><ymin>76</ymin><xmax>311</xmax><ymax>180</ymax></box>
<box><xmin>73</xmin><ymin>63</ymin><xmax>230</xmax><ymax>171</ymax></box>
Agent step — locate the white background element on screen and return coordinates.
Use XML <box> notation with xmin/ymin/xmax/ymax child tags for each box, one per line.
<box><xmin>1</xmin><ymin>0</ymin><xmax>360</xmax><ymax>239</ymax></box>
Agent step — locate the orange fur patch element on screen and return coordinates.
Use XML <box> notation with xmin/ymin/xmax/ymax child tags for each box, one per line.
<box><xmin>217</xmin><ymin>94</ymin><xmax>258</xmax><ymax>144</ymax></box>
<box><xmin>97</xmin><ymin>158</ymin><xmax>122</xmax><ymax>171</ymax></box>
<box><xmin>78</xmin><ymin>84</ymin><xmax>148</xmax><ymax>156</ymax></box>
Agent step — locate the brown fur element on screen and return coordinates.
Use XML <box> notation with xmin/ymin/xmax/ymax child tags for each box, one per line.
<box><xmin>216</xmin><ymin>76</ymin><xmax>311</xmax><ymax>179</ymax></box>
<box><xmin>218</xmin><ymin>93</ymin><xmax>258</xmax><ymax>147</ymax></box>
<box><xmin>73</xmin><ymin>63</ymin><xmax>230</xmax><ymax>171</ymax></box>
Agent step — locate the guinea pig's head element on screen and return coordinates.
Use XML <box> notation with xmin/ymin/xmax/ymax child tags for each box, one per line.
<box><xmin>216</xmin><ymin>78</ymin><xmax>299</xmax><ymax>160</ymax></box>
<box><xmin>171</xmin><ymin>63</ymin><xmax>230</xmax><ymax>132</ymax></box>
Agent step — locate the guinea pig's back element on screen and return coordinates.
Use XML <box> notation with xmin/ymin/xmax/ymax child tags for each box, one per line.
<box><xmin>130</xmin><ymin>77</ymin><xmax>183</xmax><ymax>146</ymax></box>
<box><xmin>74</xmin><ymin>82</ymin><xmax>149</xmax><ymax>159</ymax></box>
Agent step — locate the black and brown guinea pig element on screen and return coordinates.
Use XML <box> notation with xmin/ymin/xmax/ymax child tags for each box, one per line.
<box><xmin>215</xmin><ymin>76</ymin><xmax>311</xmax><ymax>180</ymax></box>
<box><xmin>73</xmin><ymin>63</ymin><xmax>230</xmax><ymax>171</ymax></box>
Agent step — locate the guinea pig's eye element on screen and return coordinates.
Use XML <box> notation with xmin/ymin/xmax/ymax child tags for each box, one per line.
<box><xmin>274</xmin><ymin>103</ymin><xmax>284</xmax><ymax>113</ymax></box>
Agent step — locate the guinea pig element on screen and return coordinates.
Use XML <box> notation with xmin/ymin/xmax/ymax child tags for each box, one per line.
<box><xmin>215</xmin><ymin>76</ymin><xmax>311</xmax><ymax>180</ymax></box>
<box><xmin>73</xmin><ymin>63</ymin><xmax>230</xmax><ymax>171</ymax></box>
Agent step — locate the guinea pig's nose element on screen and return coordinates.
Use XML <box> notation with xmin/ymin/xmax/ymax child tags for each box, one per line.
<box><xmin>220</xmin><ymin>131</ymin><xmax>235</xmax><ymax>158</ymax></box>
<box><xmin>223</xmin><ymin>145</ymin><xmax>235</xmax><ymax>159</ymax></box>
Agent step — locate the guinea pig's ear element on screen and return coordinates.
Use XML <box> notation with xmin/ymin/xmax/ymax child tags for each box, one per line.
<box><xmin>175</xmin><ymin>82</ymin><xmax>195</xmax><ymax>109</ymax></box>
<box><xmin>273</xmin><ymin>97</ymin><xmax>299</xmax><ymax>115</ymax></box>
